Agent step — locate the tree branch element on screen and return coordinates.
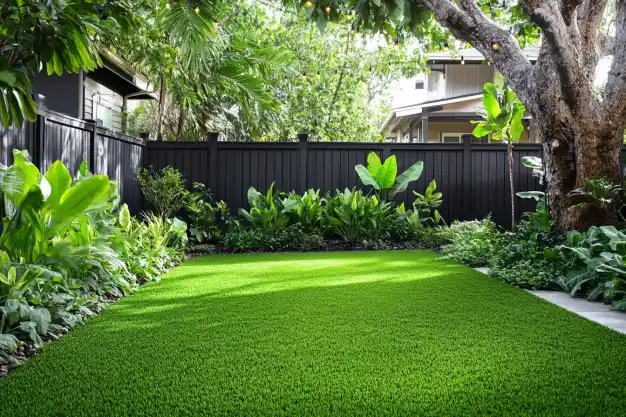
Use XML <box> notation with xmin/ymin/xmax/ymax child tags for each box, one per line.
<box><xmin>522</xmin><ymin>0</ymin><xmax>595</xmax><ymax>115</ymax></box>
<box><xmin>416</xmin><ymin>0</ymin><xmax>537</xmax><ymax>112</ymax></box>
<box><xmin>604</xmin><ymin>0</ymin><xmax>626</xmax><ymax>126</ymax></box>
<box><xmin>578</xmin><ymin>0</ymin><xmax>610</xmax><ymax>76</ymax></box>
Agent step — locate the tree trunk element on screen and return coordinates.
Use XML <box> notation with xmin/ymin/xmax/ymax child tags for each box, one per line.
<box><xmin>507</xmin><ymin>140</ymin><xmax>515</xmax><ymax>232</ymax></box>
<box><xmin>176</xmin><ymin>106</ymin><xmax>186</xmax><ymax>140</ymax></box>
<box><xmin>155</xmin><ymin>75</ymin><xmax>167</xmax><ymax>141</ymax></box>
<box><xmin>540</xmin><ymin>119</ymin><xmax>623</xmax><ymax>232</ymax></box>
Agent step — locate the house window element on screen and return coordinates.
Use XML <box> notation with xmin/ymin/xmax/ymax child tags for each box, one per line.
<box><xmin>471</xmin><ymin>135</ymin><xmax>490</xmax><ymax>144</ymax></box>
<box><xmin>415</xmin><ymin>80</ymin><xmax>425</xmax><ymax>89</ymax></box>
<box><xmin>442</xmin><ymin>134</ymin><xmax>463</xmax><ymax>143</ymax></box>
<box><xmin>96</xmin><ymin>103</ymin><xmax>112</xmax><ymax>129</ymax></box>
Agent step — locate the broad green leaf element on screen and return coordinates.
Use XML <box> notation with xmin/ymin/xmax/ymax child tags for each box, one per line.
<box><xmin>355</xmin><ymin>165</ymin><xmax>381</xmax><ymax>189</ymax></box>
<box><xmin>509</xmin><ymin>101</ymin><xmax>525</xmax><ymax>140</ymax></box>
<box><xmin>516</xmin><ymin>191</ymin><xmax>545</xmax><ymax>201</ymax></box>
<box><xmin>52</xmin><ymin>175</ymin><xmax>110</xmax><ymax>229</ymax></box>
<box><xmin>482</xmin><ymin>83</ymin><xmax>501</xmax><ymax>121</ymax></box>
<box><xmin>522</xmin><ymin>156</ymin><xmax>542</xmax><ymax>169</ymax></box>
<box><xmin>45</xmin><ymin>160</ymin><xmax>72</xmax><ymax>208</ymax></box>
<box><xmin>118</xmin><ymin>204</ymin><xmax>131</xmax><ymax>229</ymax></box>
<box><xmin>472</xmin><ymin>122</ymin><xmax>493</xmax><ymax>137</ymax></box>
<box><xmin>389</xmin><ymin>161</ymin><xmax>424</xmax><ymax>199</ymax></box>
<box><xmin>30</xmin><ymin>308</ymin><xmax>51</xmax><ymax>335</ymax></box>
<box><xmin>366</xmin><ymin>152</ymin><xmax>382</xmax><ymax>177</ymax></box>
<box><xmin>376</xmin><ymin>155</ymin><xmax>397</xmax><ymax>189</ymax></box>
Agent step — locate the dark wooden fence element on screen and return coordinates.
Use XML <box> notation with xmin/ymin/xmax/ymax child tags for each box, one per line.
<box><xmin>145</xmin><ymin>135</ymin><xmax>543</xmax><ymax>228</ymax></box>
<box><xmin>1</xmin><ymin>114</ymin><xmax>546</xmax><ymax>228</ymax></box>
<box><xmin>0</xmin><ymin>109</ymin><xmax>145</xmax><ymax>213</ymax></box>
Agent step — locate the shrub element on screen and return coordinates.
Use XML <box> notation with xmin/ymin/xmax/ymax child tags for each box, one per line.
<box><xmin>185</xmin><ymin>183</ymin><xmax>229</xmax><ymax>245</ymax></box>
<box><xmin>489</xmin><ymin>208</ymin><xmax>563</xmax><ymax>289</ymax></box>
<box><xmin>281</xmin><ymin>189</ymin><xmax>327</xmax><ymax>233</ymax></box>
<box><xmin>224</xmin><ymin>224</ymin><xmax>324</xmax><ymax>252</ymax></box>
<box><xmin>136</xmin><ymin>166</ymin><xmax>188</xmax><ymax>218</ymax></box>
<box><xmin>238</xmin><ymin>183</ymin><xmax>289</xmax><ymax>232</ymax></box>
<box><xmin>439</xmin><ymin>217</ymin><xmax>500</xmax><ymax>266</ymax></box>
<box><xmin>556</xmin><ymin>226</ymin><xmax>626</xmax><ymax>309</ymax></box>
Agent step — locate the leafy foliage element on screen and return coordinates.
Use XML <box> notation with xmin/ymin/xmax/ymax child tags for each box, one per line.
<box><xmin>557</xmin><ymin>226</ymin><xmax>626</xmax><ymax>310</ymax></box>
<box><xmin>439</xmin><ymin>217</ymin><xmax>500</xmax><ymax>266</ymax></box>
<box><xmin>185</xmin><ymin>183</ymin><xmax>229</xmax><ymax>245</ymax></box>
<box><xmin>137</xmin><ymin>167</ymin><xmax>188</xmax><ymax>218</ymax></box>
<box><xmin>0</xmin><ymin>151</ymin><xmax>185</xmax><ymax>366</ymax></box>
<box><xmin>355</xmin><ymin>152</ymin><xmax>424</xmax><ymax>200</ymax></box>
<box><xmin>0</xmin><ymin>1</ymin><xmax>133</xmax><ymax>127</ymax></box>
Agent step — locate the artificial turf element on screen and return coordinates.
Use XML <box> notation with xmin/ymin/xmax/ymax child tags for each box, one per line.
<box><xmin>2</xmin><ymin>251</ymin><xmax>626</xmax><ymax>416</ymax></box>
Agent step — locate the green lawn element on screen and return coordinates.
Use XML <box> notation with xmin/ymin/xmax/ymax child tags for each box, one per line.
<box><xmin>2</xmin><ymin>251</ymin><xmax>626</xmax><ymax>416</ymax></box>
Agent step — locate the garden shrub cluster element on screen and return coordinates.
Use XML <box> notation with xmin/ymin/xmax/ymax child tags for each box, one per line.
<box><xmin>140</xmin><ymin>152</ymin><xmax>447</xmax><ymax>254</ymax></box>
<box><xmin>0</xmin><ymin>151</ymin><xmax>186</xmax><ymax>371</ymax></box>
<box><xmin>438</xmin><ymin>162</ymin><xmax>626</xmax><ymax>311</ymax></box>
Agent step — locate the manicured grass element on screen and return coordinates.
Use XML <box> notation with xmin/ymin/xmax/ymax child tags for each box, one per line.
<box><xmin>2</xmin><ymin>251</ymin><xmax>626</xmax><ymax>416</ymax></box>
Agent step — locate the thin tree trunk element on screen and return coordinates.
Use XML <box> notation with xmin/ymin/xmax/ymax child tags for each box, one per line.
<box><xmin>508</xmin><ymin>139</ymin><xmax>515</xmax><ymax>231</ymax></box>
<box><xmin>155</xmin><ymin>75</ymin><xmax>167</xmax><ymax>140</ymax></box>
<box><xmin>176</xmin><ymin>106</ymin><xmax>186</xmax><ymax>140</ymax></box>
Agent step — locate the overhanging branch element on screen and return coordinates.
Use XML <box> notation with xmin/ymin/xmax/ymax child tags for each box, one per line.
<box><xmin>416</xmin><ymin>0</ymin><xmax>537</xmax><ymax>112</ymax></box>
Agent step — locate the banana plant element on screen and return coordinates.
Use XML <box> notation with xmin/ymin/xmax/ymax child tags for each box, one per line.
<box><xmin>239</xmin><ymin>182</ymin><xmax>289</xmax><ymax>231</ymax></box>
<box><xmin>355</xmin><ymin>152</ymin><xmax>424</xmax><ymax>200</ymax></box>
<box><xmin>472</xmin><ymin>81</ymin><xmax>526</xmax><ymax>231</ymax></box>
<box><xmin>0</xmin><ymin>150</ymin><xmax>111</xmax><ymax>264</ymax></box>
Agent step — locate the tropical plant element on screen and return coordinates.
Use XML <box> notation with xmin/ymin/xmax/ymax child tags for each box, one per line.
<box><xmin>185</xmin><ymin>183</ymin><xmax>229</xmax><ymax>245</ymax></box>
<box><xmin>0</xmin><ymin>1</ymin><xmax>132</xmax><ymax>128</ymax></box>
<box><xmin>325</xmin><ymin>188</ymin><xmax>396</xmax><ymax>244</ymax></box>
<box><xmin>238</xmin><ymin>183</ymin><xmax>289</xmax><ymax>232</ymax></box>
<box><xmin>557</xmin><ymin>226</ymin><xmax>626</xmax><ymax>310</ymax></box>
<box><xmin>412</xmin><ymin>179</ymin><xmax>444</xmax><ymax>226</ymax></box>
<box><xmin>568</xmin><ymin>176</ymin><xmax>626</xmax><ymax>226</ymax></box>
<box><xmin>280</xmin><ymin>189</ymin><xmax>327</xmax><ymax>233</ymax></box>
<box><xmin>136</xmin><ymin>167</ymin><xmax>188</xmax><ymax>218</ymax></box>
<box><xmin>472</xmin><ymin>82</ymin><xmax>526</xmax><ymax>231</ymax></box>
<box><xmin>355</xmin><ymin>152</ymin><xmax>424</xmax><ymax>200</ymax></box>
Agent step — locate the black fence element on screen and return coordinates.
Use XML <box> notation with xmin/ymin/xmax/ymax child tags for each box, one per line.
<box><xmin>1</xmin><ymin>113</ymin><xmax>547</xmax><ymax>228</ymax></box>
<box><xmin>0</xmin><ymin>109</ymin><xmax>145</xmax><ymax>213</ymax></box>
<box><xmin>146</xmin><ymin>135</ymin><xmax>543</xmax><ymax>228</ymax></box>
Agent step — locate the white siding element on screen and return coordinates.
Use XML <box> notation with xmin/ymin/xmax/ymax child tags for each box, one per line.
<box><xmin>444</xmin><ymin>64</ymin><xmax>494</xmax><ymax>98</ymax></box>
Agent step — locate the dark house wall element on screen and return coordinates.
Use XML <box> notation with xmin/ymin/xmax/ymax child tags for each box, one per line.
<box><xmin>31</xmin><ymin>72</ymin><xmax>83</xmax><ymax>118</ymax></box>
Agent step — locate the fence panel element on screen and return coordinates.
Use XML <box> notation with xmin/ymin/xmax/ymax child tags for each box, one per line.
<box><xmin>0</xmin><ymin>109</ymin><xmax>145</xmax><ymax>213</ymax></box>
<box><xmin>145</xmin><ymin>138</ymin><xmax>544</xmax><ymax>228</ymax></box>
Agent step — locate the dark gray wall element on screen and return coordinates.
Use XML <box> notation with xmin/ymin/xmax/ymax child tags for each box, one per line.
<box><xmin>31</xmin><ymin>72</ymin><xmax>83</xmax><ymax>118</ymax></box>
<box><xmin>145</xmin><ymin>138</ymin><xmax>544</xmax><ymax>228</ymax></box>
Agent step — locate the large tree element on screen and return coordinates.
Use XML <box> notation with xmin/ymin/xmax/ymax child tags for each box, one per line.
<box><xmin>288</xmin><ymin>0</ymin><xmax>621</xmax><ymax>232</ymax></box>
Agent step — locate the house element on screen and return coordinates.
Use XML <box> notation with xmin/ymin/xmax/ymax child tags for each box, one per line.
<box><xmin>31</xmin><ymin>51</ymin><xmax>155</xmax><ymax>133</ymax></box>
<box><xmin>380</xmin><ymin>48</ymin><xmax>539</xmax><ymax>143</ymax></box>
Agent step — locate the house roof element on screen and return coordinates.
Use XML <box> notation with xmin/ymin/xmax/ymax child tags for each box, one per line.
<box><xmin>426</xmin><ymin>47</ymin><xmax>539</xmax><ymax>64</ymax></box>
<box><xmin>88</xmin><ymin>51</ymin><xmax>157</xmax><ymax>100</ymax></box>
<box><xmin>380</xmin><ymin>94</ymin><xmax>483</xmax><ymax>133</ymax></box>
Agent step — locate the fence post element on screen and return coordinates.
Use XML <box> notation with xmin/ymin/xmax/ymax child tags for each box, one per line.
<box><xmin>298</xmin><ymin>133</ymin><xmax>308</xmax><ymax>193</ymax></box>
<box><xmin>35</xmin><ymin>113</ymin><xmax>46</xmax><ymax>168</ymax></box>
<box><xmin>89</xmin><ymin>121</ymin><xmax>97</xmax><ymax>172</ymax></box>
<box><xmin>208</xmin><ymin>132</ymin><xmax>219</xmax><ymax>193</ymax></box>
<box><xmin>462</xmin><ymin>135</ymin><xmax>473</xmax><ymax>221</ymax></box>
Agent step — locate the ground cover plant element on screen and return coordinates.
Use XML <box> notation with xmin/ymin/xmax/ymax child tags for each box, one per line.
<box><xmin>1</xmin><ymin>251</ymin><xmax>626</xmax><ymax>416</ymax></box>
